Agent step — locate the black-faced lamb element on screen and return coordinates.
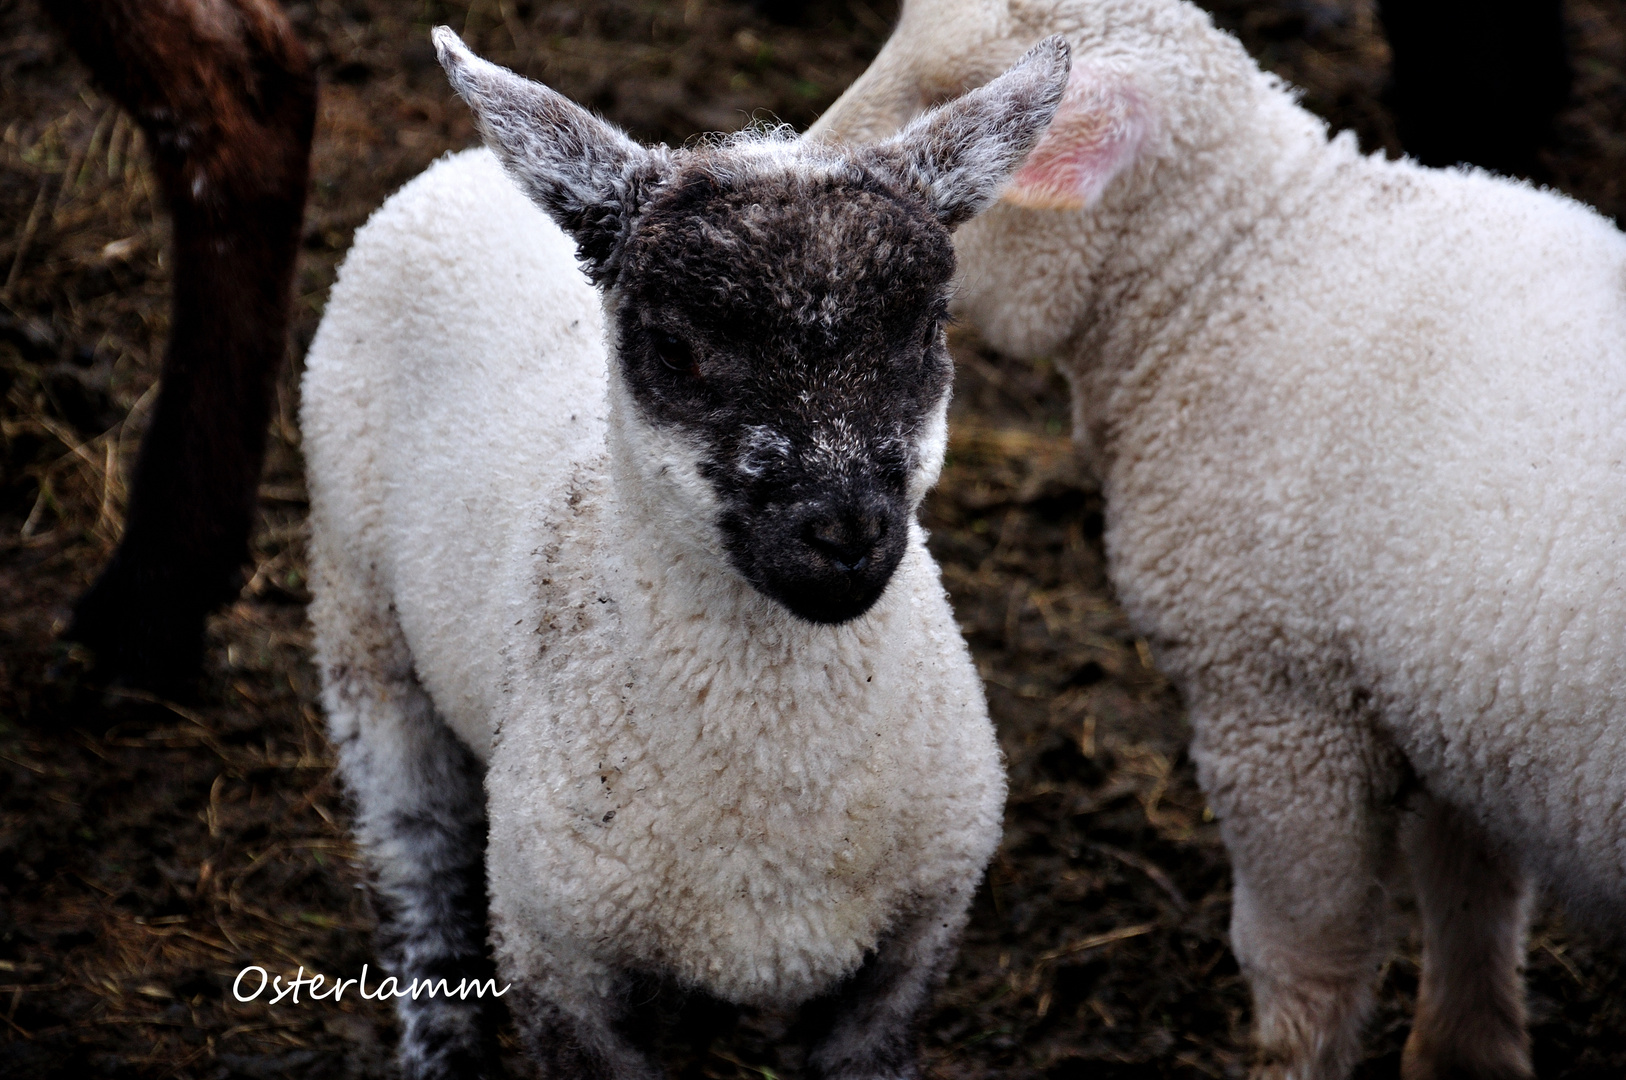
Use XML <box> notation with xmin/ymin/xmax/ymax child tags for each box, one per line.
<box><xmin>811</xmin><ymin>0</ymin><xmax>1626</xmax><ymax>1077</ymax></box>
<box><xmin>301</xmin><ymin>30</ymin><xmax>1071</xmax><ymax>1079</ymax></box>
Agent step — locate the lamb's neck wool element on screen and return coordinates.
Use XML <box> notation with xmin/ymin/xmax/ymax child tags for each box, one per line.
<box><xmin>819</xmin><ymin>0</ymin><xmax>1382</xmax><ymax>451</ymax></box>
<box><xmin>948</xmin><ymin>2</ymin><xmax>1338</xmax><ymax>438</ymax></box>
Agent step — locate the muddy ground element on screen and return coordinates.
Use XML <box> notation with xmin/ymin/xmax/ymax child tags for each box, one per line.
<box><xmin>2</xmin><ymin>0</ymin><xmax>1626</xmax><ymax>1075</ymax></box>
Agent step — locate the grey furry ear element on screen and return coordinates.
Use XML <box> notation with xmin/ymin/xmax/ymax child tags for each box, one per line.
<box><xmin>863</xmin><ymin>36</ymin><xmax>1071</xmax><ymax>227</ymax></box>
<box><xmin>433</xmin><ymin>27</ymin><xmax>663</xmax><ymax>281</ymax></box>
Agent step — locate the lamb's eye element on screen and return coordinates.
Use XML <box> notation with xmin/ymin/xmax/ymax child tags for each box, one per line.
<box><xmin>653</xmin><ymin>332</ymin><xmax>700</xmax><ymax>378</ymax></box>
<box><xmin>922</xmin><ymin>304</ymin><xmax>950</xmax><ymax>353</ymax></box>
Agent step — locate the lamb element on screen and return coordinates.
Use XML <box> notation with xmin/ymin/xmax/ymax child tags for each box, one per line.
<box><xmin>810</xmin><ymin>1</ymin><xmax>1626</xmax><ymax>1077</ymax></box>
<box><xmin>301</xmin><ymin>30</ymin><xmax>1071</xmax><ymax>1080</ymax></box>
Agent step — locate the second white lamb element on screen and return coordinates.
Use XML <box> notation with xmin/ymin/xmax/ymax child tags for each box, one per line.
<box><xmin>813</xmin><ymin>1</ymin><xmax>1626</xmax><ymax>1077</ymax></box>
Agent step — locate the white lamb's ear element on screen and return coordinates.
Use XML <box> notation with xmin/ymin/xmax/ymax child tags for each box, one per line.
<box><xmin>864</xmin><ymin>35</ymin><xmax>1071</xmax><ymax>227</ymax></box>
<box><xmin>1001</xmin><ymin>63</ymin><xmax>1151</xmax><ymax>211</ymax></box>
<box><xmin>433</xmin><ymin>27</ymin><xmax>661</xmax><ymax>279</ymax></box>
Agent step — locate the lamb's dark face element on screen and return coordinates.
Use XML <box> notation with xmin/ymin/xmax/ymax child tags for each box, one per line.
<box><xmin>435</xmin><ymin>25</ymin><xmax>1070</xmax><ymax>622</ymax></box>
<box><xmin>616</xmin><ymin>166</ymin><xmax>956</xmax><ymax>623</ymax></box>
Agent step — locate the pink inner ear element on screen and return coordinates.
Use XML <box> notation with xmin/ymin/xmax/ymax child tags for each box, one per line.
<box><xmin>1005</xmin><ymin>64</ymin><xmax>1150</xmax><ymax>211</ymax></box>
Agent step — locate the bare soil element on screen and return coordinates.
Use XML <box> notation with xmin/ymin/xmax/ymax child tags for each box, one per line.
<box><xmin>2</xmin><ymin>0</ymin><xmax>1625</xmax><ymax>1076</ymax></box>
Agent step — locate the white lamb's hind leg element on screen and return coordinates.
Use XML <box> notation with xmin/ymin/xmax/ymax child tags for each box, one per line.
<box><xmin>308</xmin><ymin>550</ymin><xmax>496</xmax><ymax>1080</ymax></box>
<box><xmin>803</xmin><ymin>891</ymin><xmax>976</xmax><ymax>1080</ymax></box>
<box><xmin>1193</xmin><ymin>690</ymin><xmax>1403</xmax><ymax>1080</ymax></box>
<box><xmin>1399</xmin><ymin>795</ymin><xmax>1533</xmax><ymax>1080</ymax></box>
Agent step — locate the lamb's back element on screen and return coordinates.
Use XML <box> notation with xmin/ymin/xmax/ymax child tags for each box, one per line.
<box><xmin>1106</xmin><ymin>151</ymin><xmax>1626</xmax><ymax>902</ymax></box>
<box><xmin>302</xmin><ymin>148</ymin><xmax>606</xmax><ymax>757</ymax></box>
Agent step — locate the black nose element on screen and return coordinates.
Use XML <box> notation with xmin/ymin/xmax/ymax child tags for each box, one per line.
<box><xmin>802</xmin><ymin>512</ymin><xmax>888</xmax><ymax>573</ymax></box>
<box><xmin>726</xmin><ymin>496</ymin><xmax>909</xmax><ymax>625</ymax></box>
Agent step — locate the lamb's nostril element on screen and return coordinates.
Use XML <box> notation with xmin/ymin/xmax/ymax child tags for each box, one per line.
<box><xmin>803</xmin><ymin>514</ymin><xmax>884</xmax><ymax>573</ymax></box>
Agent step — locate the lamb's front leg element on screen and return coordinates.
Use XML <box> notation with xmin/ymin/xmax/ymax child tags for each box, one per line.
<box><xmin>804</xmin><ymin>894</ymin><xmax>974</xmax><ymax>1080</ymax></box>
<box><xmin>1399</xmin><ymin>794</ymin><xmax>1532</xmax><ymax>1080</ymax></box>
<box><xmin>1192</xmin><ymin>686</ymin><xmax>1405</xmax><ymax>1080</ymax></box>
<box><xmin>313</xmin><ymin>572</ymin><xmax>499</xmax><ymax>1079</ymax></box>
<box><xmin>348</xmin><ymin>704</ymin><xmax>496</xmax><ymax>1080</ymax></box>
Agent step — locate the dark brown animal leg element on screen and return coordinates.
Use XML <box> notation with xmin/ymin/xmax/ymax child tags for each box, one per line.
<box><xmin>42</xmin><ymin>0</ymin><xmax>315</xmax><ymax>695</ymax></box>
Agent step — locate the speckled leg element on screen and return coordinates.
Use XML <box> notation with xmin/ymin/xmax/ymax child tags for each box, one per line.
<box><xmin>499</xmin><ymin>967</ymin><xmax>663</xmax><ymax>1080</ymax></box>
<box><xmin>310</xmin><ymin>554</ymin><xmax>499</xmax><ymax>1080</ymax></box>
<box><xmin>804</xmin><ymin>894</ymin><xmax>973</xmax><ymax>1080</ymax></box>
<box><xmin>1193</xmin><ymin>691</ymin><xmax>1403</xmax><ymax>1080</ymax></box>
<box><xmin>1400</xmin><ymin>796</ymin><xmax>1532</xmax><ymax>1080</ymax></box>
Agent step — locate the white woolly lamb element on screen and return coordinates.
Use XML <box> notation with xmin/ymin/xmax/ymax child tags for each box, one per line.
<box><xmin>301</xmin><ymin>30</ymin><xmax>1071</xmax><ymax>1080</ymax></box>
<box><xmin>813</xmin><ymin>1</ymin><xmax>1626</xmax><ymax>1077</ymax></box>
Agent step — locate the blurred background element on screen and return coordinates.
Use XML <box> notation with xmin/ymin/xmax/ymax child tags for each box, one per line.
<box><xmin>2</xmin><ymin>0</ymin><xmax>1625</xmax><ymax>1075</ymax></box>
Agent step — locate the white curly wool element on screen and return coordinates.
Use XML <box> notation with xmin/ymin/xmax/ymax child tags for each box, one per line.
<box><xmin>814</xmin><ymin>2</ymin><xmax>1626</xmax><ymax>1078</ymax></box>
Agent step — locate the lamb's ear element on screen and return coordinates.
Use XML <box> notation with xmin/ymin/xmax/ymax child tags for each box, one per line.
<box><xmin>864</xmin><ymin>36</ymin><xmax>1071</xmax><ymax>227</ymax></box>
<box><xmin>1001</xmin><ymin>63</ymin><xmax>1150</xmax><ymax>210</ymax></box>
<box><xmin>433</xmin><ymin>27</ymin><xmax>659</xmax><ymax>278</ymax></box>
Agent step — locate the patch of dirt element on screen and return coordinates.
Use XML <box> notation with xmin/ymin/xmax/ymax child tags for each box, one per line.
<box><xmin>2</xmin><ymin>0</ymin><xmax>1624</xmax><ymax>1076</ymax></box>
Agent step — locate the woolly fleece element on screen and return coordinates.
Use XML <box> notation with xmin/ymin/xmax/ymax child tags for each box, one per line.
<box><xmin>813</xmin><ymin>0</ymin><xmax>1626</xmax><ymax>1075</ymax></box>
